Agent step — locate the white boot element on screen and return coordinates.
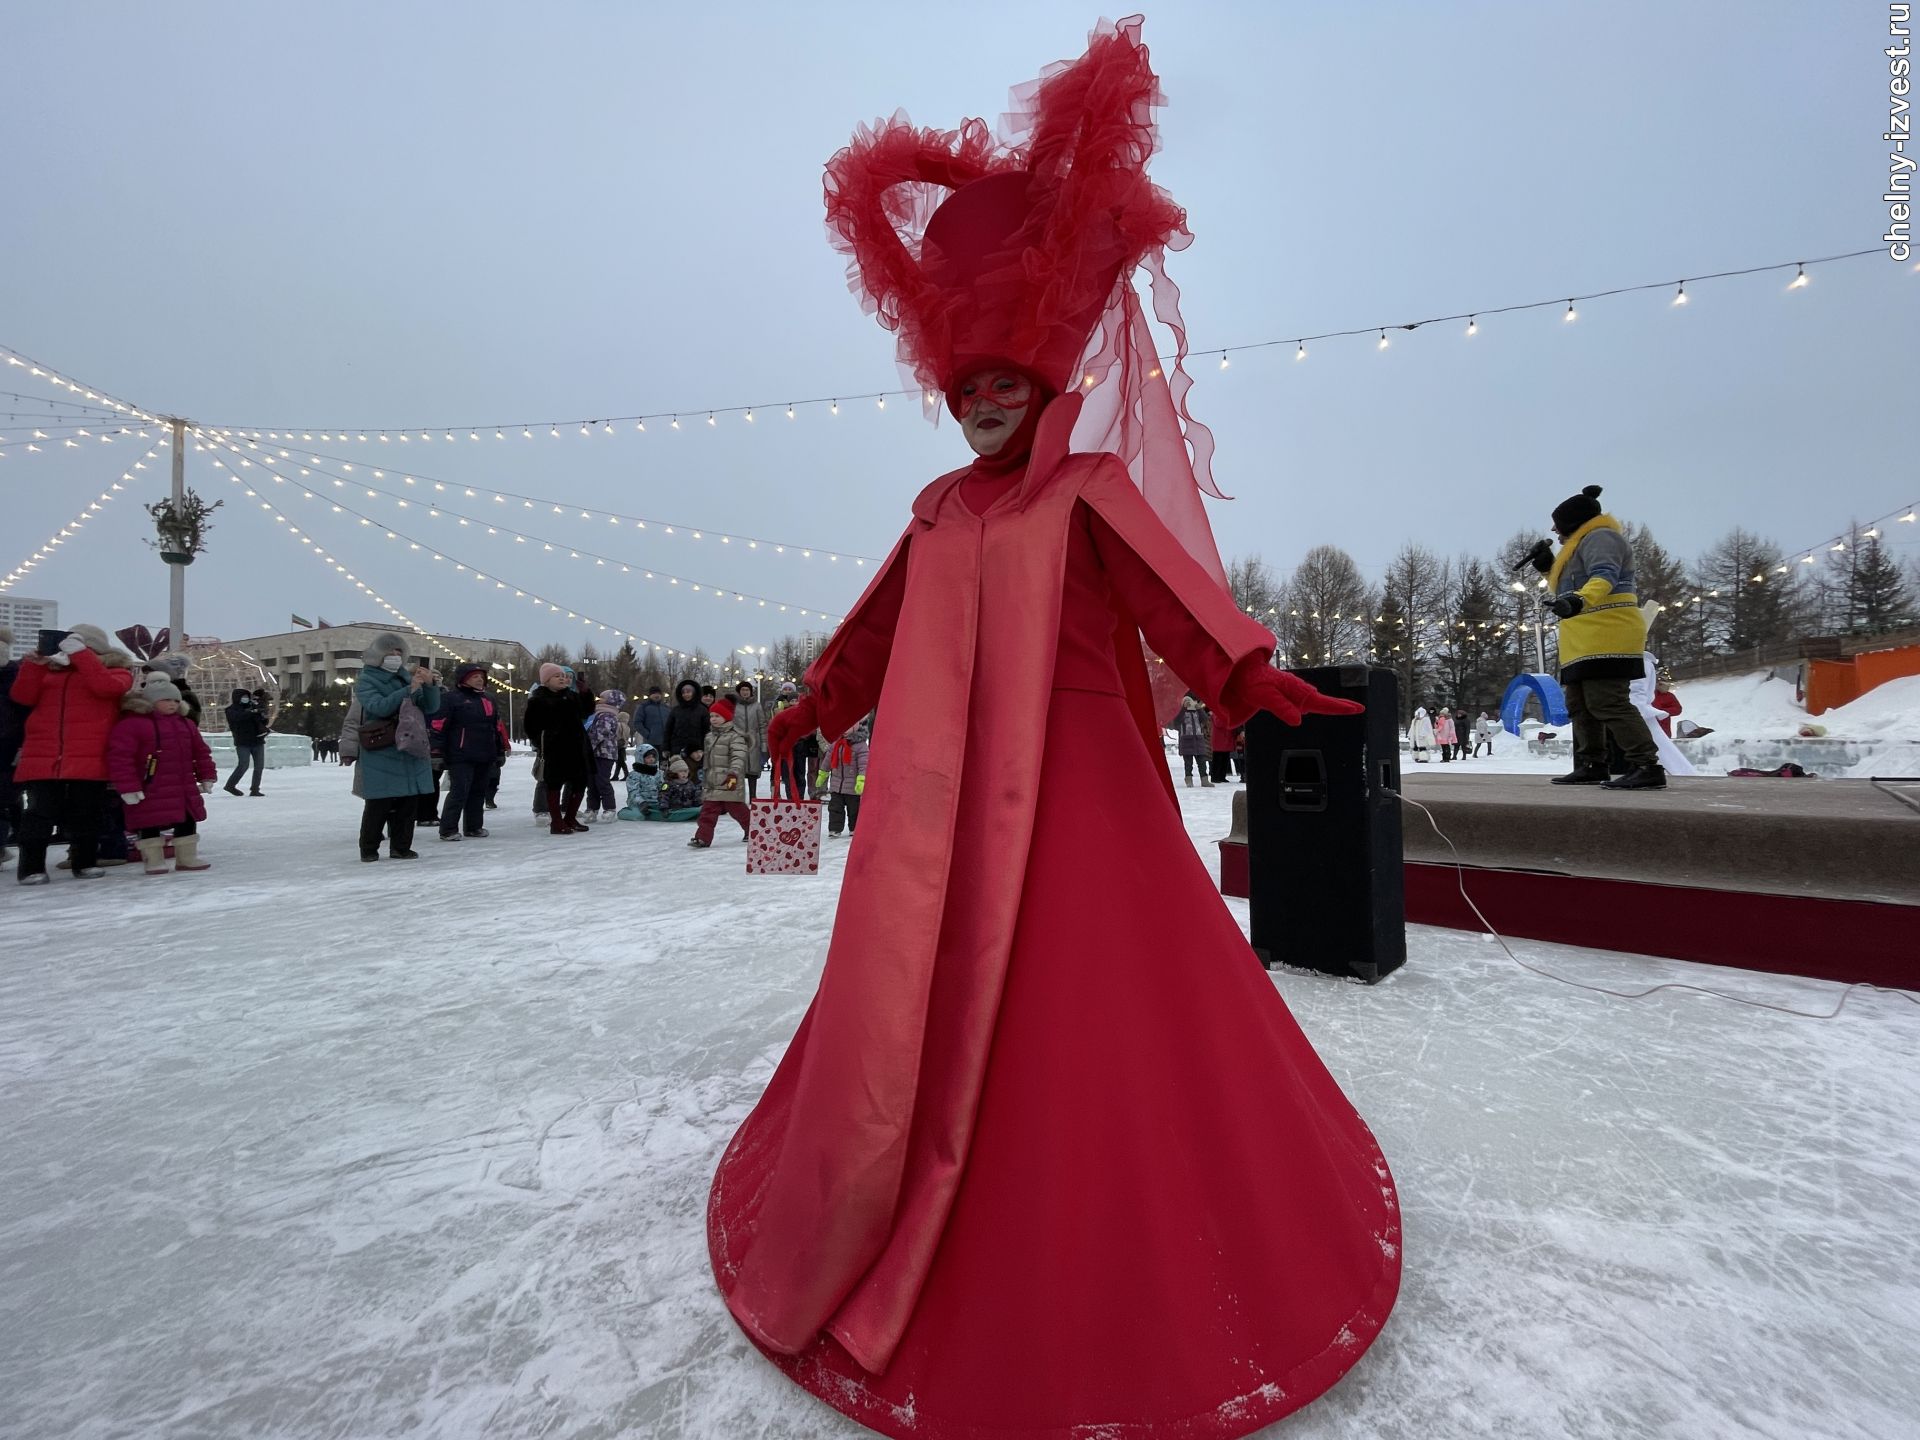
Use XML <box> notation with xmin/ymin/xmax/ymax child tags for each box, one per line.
<box><xmin>137</xmin><ymin>837</ymin><xmax>171</xmax><ymax>875</ymax></box>
<box><xmin>174</xmin><ymin>835</ymin><xmax>211</xmax><ymax>872</ymax></box>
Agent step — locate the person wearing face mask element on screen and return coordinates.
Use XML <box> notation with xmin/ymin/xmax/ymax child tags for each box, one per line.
<box><xmin>222</xmin><ymin>688</ymin><xmax>269</xmax><ymax>796</ymax></box>
<box><xmin>108</xmin><ymin>672</ymin><xmax>217</xmax><ymax>874</ymax></box>
<box><xmin>717</xmin><ymin>24</ymin><xmax>1396</xmax><ymax>1436</ymax></box>
<box><xmin>523</xmin><ymin>662</ymin><xmax>595</xmax><ymax>834</ymax></box>
<box><xmin>352</xmin><ymin>634</ymin><xmax>442</xmax><ymax>860</ymax></box>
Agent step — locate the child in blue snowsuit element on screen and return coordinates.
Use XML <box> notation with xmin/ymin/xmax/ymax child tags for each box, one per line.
<box><xmin>619</xmin><ymin>744</ymin><xmax>701</xmax><ymax>821</ymax></box>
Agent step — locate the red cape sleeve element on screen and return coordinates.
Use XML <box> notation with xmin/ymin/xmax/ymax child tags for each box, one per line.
<box><xmin>802</xmin><ymin>528</ymin><xmax>913</xmax><ymax>742</ymax></box>
<box><xmin>1079</xmin><ymin>460</ymin><xmax>1275</xmax><ymax>712</ymax></box>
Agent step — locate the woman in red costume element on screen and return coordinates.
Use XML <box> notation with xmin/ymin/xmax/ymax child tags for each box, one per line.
<box><xmin>708</xmin><ymin>18</ymin><xmax>1400</xmax><ymax>1438</ymax></box>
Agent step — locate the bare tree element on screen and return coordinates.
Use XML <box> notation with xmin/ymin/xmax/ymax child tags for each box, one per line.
<box><xmin>1376</xmin><ymin>543</ymin><xmax>1447</xmax><ymax>721</ymax></box>
<box><xmin>1225</xmin><ymin>554</ymin><xmax>1286</xmax><ymax>634</ymax></box>
<box><xmin>1277</xmin><ymin>545</ymin><xmax>1372</xmax><ymax>668</ymax></box>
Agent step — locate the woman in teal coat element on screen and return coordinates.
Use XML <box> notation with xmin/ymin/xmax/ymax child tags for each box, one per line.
<box><xmin>352</xmin><ymin>632</ymin><xmax>442</xmax><ymax>860</ymax></box>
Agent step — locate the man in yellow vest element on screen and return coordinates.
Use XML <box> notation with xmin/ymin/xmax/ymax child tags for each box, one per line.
<box><xmin>1527</xmin><ymin>485</ymin><xmax>1665</xmax><ymax>791</ymax></box>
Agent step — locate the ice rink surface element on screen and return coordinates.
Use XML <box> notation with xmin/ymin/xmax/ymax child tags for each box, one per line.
<box><xmin>2</xmin><ymin>757</ymin><xmax>1915</xmax><ymax>1440</ymax></box>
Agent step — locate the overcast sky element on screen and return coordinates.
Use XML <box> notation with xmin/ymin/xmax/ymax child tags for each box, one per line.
<box><xmin>4</xmin><ymin>1</ymin><xmax>1913</xmax><ymax>668</ymax></box>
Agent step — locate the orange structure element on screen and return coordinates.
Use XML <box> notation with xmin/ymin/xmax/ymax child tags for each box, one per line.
<box><xmin>1804</xmin><ymin>642</ymin><xmax>1920</xmax><ymax>715</ymax></box>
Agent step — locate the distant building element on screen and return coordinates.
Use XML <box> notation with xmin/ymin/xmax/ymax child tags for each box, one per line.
<box><xmin>798</xmin><ymin>629</ymin><xmax>833</xmax><ymax>667</ymax></box>
<box><xmin>0</xmin><ymin>596</ymin><xmax>58</xmax><ymax>660</ymax></box>
<box><xmin>187</xmin><ymin>622</ymin><xmax>535</xmax><ymax>732</ymax></box>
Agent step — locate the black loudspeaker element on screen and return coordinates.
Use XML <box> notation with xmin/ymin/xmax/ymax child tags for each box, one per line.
<box><xmin>1244</xmin><ymin>665</ymin><xmax>1406</xmax><ymax>983</ymax></box>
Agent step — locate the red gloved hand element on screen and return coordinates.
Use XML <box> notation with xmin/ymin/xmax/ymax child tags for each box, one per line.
<box><xmin>1223</xmin><ymin>666</ymin><xmax>1366</xmax><ymax>727</ymax></box>
<box><xmin>766</xmin><ymin>695</ymin><xmax>819</xmax><ymax>774</ymax></box>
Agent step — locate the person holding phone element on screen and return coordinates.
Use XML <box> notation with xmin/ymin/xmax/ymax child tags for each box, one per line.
<box><xmin>351</xmin><ymin>635</ymin><xmax>442</xmax><ymax>860</ymax></box>
<box><xmin>10</xmin><ymin>624</ymin><xmax>137</xmax><ymax>883</ymax></box>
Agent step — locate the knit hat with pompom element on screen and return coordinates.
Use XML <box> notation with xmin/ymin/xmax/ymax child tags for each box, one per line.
<box><xmin>1552</xmin><ymin>485</ymin><xmax>1605</xmax><ymax>535</ymax></box>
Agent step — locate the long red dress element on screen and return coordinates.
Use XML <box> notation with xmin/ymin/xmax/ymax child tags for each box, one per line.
<box><xmin>708</xmin><ymin>405</ymin><xmax>1400</xmax><ymax>1438</ymax></box>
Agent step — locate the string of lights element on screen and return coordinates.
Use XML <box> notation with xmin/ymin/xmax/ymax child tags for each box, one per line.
<box><xmin>0</xmin><ymin>346</ymin><xmax>162</xmax><ymax>424</ymax></box>
<box><xmin>0</xmin><ymin>390</ymin><xmax>126</xmax><ymax>419</ymax></box>
<box><xmin>216</xmin><ymin>443</ymin><xmax>756</xmax><ymax>678</ymax></box>
<box><xmin>198</xmin><ymin>434</ymin><xmax>851</xmax><ymax>621</ymax></box>
<box><xmin>199</xmin><ymin>429</ymin><xmax>887</xmax><ymax>564</ymax></box>
<box><xmin>222</xmin><ymin>475</ymin><xmax>475</xmax><ymax>669</ymax></box>
<box><xmin>202</xmin><ymin>247</ymin><xmax>1893</xmax><ymax>436</ymax></box>
<box><xmin>1</xmin><ymin>438</ymin><xmax>169</xmax><ymax>592</ymax></box>
<box><xmin>0</xmin><ymin>423</ymin><xmax>154</xmax><ymax>457</ymax></box>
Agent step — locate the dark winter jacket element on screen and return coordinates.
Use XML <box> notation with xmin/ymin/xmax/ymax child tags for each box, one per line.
<box><xmin>226</xmin><ymin>689</ymin><xmax>268</xmax><ymax>745</ymax></box>
<box><xmin>1176</xmin><ymin>700</ymin><xmax>1211</xmax><ymax>758</ymax></box>
<box><xmin>0</xmin><ymin>659</ymin><xmax>25</xmax><ymax>769</ymax></box>
<box><xmin>438</xmin><ymin>685</ymin><xmax>508</xmax><ymax>766</ymax></box>
<box><xmin>524</xmin><ymin>684</ymin><xmax>593</xmax><ymax>784</ymax></box>
<box><xmin>107</xmin><ymin>697</ymin><xmax>216</xmax><ymax>830</ymax></box>
<box><xmin>635</xmin><ymin>696</ymin><xmax>671</xmax><ymax>751</ymax></box>
<box><xmin>175</xmin><ymin>680</ymin><xmax>203</xmax><ymax>728</ymax></box>
<box><xmin>10</xmin><ymin>648</ymin><xmax>137</xmax><ymax>783</ymax></box>
<box><xmin>664</xmin><ymin>680</ymin><xmax>710</xmax><ymax>760</ymax></box>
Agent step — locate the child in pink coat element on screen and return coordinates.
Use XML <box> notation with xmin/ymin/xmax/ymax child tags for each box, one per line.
<box><xmin>107</xmin><ymin>673</ymin><xmax>217</xmax><ymax>874</ymax></box>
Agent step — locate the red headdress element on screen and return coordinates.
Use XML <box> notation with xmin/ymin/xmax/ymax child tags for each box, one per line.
<box><xmin>824</xmin><ymin>16</ymin><xmax>1236</xmax><ymax>665</ymax></box>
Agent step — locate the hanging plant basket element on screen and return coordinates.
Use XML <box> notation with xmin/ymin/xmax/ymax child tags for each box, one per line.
<box><xmin>146</xmin><ymin>490</ymin><xmax>223</xmax><ymax>563</ymax></box>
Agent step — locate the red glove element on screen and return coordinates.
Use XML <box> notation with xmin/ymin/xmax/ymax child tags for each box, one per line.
<box><xmin>766</xmin><ymin>695</ymin><xmax>819</xmax><ymax>774</ymax></box>
<box><xmin>1221</xmin><ymin>665</ymin><xmax>1365</xmax><ymax>727</ymax></box>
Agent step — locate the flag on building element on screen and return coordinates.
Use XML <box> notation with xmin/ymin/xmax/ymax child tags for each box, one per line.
<box><xmin>292</xmin><ymin>614</ymin><xmax>313</xmax><ymax>629</ymax></box>
<box><xmin>317</xmin><ymin>616</ymin><xmax>332</xmax><ymax>628</ymax></box>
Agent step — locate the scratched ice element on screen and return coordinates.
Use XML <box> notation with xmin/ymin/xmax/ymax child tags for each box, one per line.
<box><xmin>1</xmin><ymin>755</ymin><xmax>1914</xmax><ymax>1439</ymax></box>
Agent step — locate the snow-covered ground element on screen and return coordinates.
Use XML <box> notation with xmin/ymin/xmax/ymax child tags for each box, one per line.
<box><xmin>2</xmin><ymin>759</ymin><xmax>1916</xmax><ymax>1440</ymax></box>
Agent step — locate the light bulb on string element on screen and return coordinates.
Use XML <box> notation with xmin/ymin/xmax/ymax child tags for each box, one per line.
<box><xmin>1465</xmin><ymin>316</ymin><xmax>1477</xmax><ymax>336</ymax></box>
<box><xmin>707</xmin><ymin>412</ymin><xmax>716</xmax><ymax>426</ymax></box>
<box><xmin>636</xmin><ymin>419</ymin><xmax>646</xmax><ymax>432</ymax></box>
<box><xmin>786</xmin><ymin>403</ymin><xmax>795</xmax><ymax>419</ymax></box>
<box><xmin>831</xmin><ymin>400</ymin><xmax>839</xmax><ymax>415</ymax></box>
<box><xmin>1294</xmin><ymin>341</ymin><xmax>1306</xmax><ymax>360</ymax></box>
<box><xmin>1218</xmin><ymin>352</ymin><xmax>1229</xmax><ymax>370</ymax></box>
<box><xmin>1672</xmin><ymin>282</ymin><xmax>1687</xmax><ymax>306</ymax></box>
<box><xmin>1789</xmin><ymin>263</ymin><xmax>1808</xmax><ymax>289</ymax></box>
<box><xmin>670</xmin><ymin>416</ymin><xmax>680</xmax><ymax>429</ymax></box>
<box><xmin>744</xmin><ymin>408</ymin><xmax>754</xmax><ymax>423</ymax></box>
<box><xmin>580</xmin><ymin>424</ymin><xmax>591</xmax><ymax>436</ymax></box>
<box><xmin>1563</xmin><ymin>300</ymin><xmax>1577</xmax><ymax>322</ymax></box>
<box><xmin>523</xmin><ymin>427</ymin><xmax>532</xmax><ymax>438</ymax></box>
<box><xmin>550</xmin><ymin>426</ymin><xmax>560</xmax><ymax>438</ymax></box>
<box><xmin>876</xmin><ymin>396</ymin><xmax>885</xmax><ymax>410</ymax></box>
<box><xmin>1377</xmin><ymin>330</ymin><xmax>1389</xmax><ymax>351</ymax></box>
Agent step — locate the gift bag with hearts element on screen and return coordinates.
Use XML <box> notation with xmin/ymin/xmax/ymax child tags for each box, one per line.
<box><xmin>746</xmin><ymin>761</ymin><xmax>823</xmax><ymax>875</ymax></box>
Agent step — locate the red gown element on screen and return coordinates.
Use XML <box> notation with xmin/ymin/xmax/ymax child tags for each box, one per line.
<box><xmin>708</xmin><ymin>407</ymin><xmax>1400</xmax><ymax>1439</ymax></box>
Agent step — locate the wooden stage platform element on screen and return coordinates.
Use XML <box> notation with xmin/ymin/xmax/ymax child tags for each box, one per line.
<box><xmin>1219</xmin><ymin>775</ymin><xmax>1920</xmax><ymax>988</ymax></box>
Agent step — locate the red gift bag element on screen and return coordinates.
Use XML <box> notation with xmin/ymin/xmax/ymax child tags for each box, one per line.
<box><xmin>746</xmin><ymin>762</ymin><xmax>823</xmax><ymax>875</ymax></box>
